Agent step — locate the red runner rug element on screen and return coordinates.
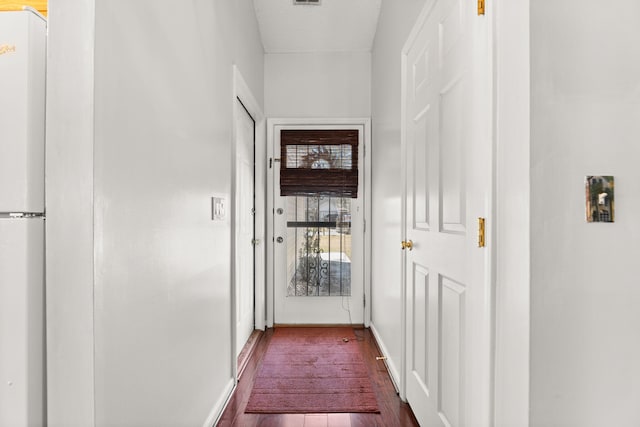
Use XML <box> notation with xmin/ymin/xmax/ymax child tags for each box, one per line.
<box><xmin>244</xmin><ymin>327</ymin><xmax>380</xmax><ymax>414</ymax></box>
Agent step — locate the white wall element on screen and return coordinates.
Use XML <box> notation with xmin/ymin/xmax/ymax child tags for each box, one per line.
<box><xmin>369</xmin><ymin>0</ymin><xmax>427</xmax><ymax>388</ymax></box>
<box><xmin>264</xmin><ymin>52</ymin><xmax>371</xmax><ymax>328</ymax></box>
<box><xmin>221</xmin><ymin>0</ymin><xmax>265</xmax><ymax>108</ymax></box>
<box><xmin>530</xmin><ymin>1</ymin><xmax>640</xmax><ymax>425</ymax></box>
<box><xmin>265</xmin><ymin>52</ymin><xmax>371</xmax><ymax>118</ymax></box>
<box><xmin>46</xmin><ymin>0</ymin><xmax>264</xmax><ymax>425</ymax></box>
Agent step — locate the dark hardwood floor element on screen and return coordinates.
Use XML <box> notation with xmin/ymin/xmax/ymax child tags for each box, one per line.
<box><xmin>217</xmin><ymin>327</ymin><xmax>419</xmax><ymax>427</ymax></box>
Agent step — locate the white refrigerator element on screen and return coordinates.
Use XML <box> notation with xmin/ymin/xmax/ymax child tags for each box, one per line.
<box><xmin>0</xmin><ymin>8</ymin><xmax>46</xmax><ymax>427</ymax></box>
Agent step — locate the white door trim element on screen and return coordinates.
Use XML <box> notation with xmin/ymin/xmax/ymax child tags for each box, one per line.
<box><xmin>492</xmin><ymin>1</ymin><xmax>531</xmax><ymax>425</ymax></box>
<box><xmin>231</xmin><ymin>66</ymin><xmax>266</xmax><ymax>383</ymax></box>
<box><xmin>266</xmin><ymin>117</ymin><xmax>372</xmax><ymax>328</ymax></box>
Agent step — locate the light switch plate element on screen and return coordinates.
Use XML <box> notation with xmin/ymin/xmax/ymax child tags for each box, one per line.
<box><xmin>585</xmin><ymin>176</ymin><xmax>614</xmax><ymax>223</ymax></box>
<box><xmin>212</xmin><ymin>196</ymin><xmax>226</xmax><ymax>221</ymax></box>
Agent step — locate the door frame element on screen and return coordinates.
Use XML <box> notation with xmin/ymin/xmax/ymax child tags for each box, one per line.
<box><xmin>231</xmin><ymin>66</ymin><xmax>266</xmax><ymax>382</ymax></box>
<box><xmin>492</xmin><ymin>1</ymin><xmax>531</xmax><ymax>425</ymax></box>
<box><xmin>266</xmin><ymin>117</ymin><xmax>372</xmax><ymax>328</ymax></box>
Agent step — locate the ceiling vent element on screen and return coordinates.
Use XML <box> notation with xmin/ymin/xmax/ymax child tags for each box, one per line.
<box><xmin>293</xmin><ymin>0</ymin><xmax>321</xmax><ymax>5</ymax></box>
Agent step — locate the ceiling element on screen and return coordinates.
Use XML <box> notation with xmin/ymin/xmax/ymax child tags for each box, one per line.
<box><xmin>253</xmin><ymin>0</ymin><xmax>382</xmax><ymax>53</ymax></box>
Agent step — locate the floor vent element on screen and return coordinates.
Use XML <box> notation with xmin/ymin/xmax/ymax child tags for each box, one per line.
<box><xmin>293</xmin><ymin>0</ymin><xmax>321</xmax><ymax>5</ymax></box>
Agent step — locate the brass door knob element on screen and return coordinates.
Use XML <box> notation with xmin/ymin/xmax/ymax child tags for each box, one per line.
<box><xmin>401</xmin><ymin>240</ymin><xmax>413</xmax><ymax>251</ymax></box>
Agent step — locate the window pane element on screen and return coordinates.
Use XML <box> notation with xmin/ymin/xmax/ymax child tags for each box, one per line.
<box><xmin>285</xmin><ymin>144</ymin><xmax>353</xmax><ymax>170</ymax></box>
<box><xmin>286</xmin><ymin>196</ymin><xmax>352</xmax><ymax>297</ymax></box>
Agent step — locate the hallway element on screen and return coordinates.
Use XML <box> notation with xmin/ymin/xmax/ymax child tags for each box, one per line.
<box><xmin>35</xmin><ymin>0</ymin><xmax>640</xmax><ymax>425</ymax></box>
<box><xmin>218</xmin><ymin>328</ymin><xmax>418</xmax><ymax>427</ymax></box>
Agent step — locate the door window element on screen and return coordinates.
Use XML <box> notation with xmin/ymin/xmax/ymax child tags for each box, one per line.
<box><xmin>286</xmin><ymin>195</ymin><xmax>352</xmax><ymax>297</ymax></box>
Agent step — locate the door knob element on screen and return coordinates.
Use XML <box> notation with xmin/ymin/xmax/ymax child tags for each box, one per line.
<box><xmin>401</xmin><ymin>240</ymin><xmax>413</xmax><ymax>251</ymax></box>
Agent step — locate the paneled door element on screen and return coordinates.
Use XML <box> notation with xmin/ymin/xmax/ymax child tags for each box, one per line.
<box><xmin>403</xmin><ymin>0</ymin><xmax>493</xmax><ymax>426</ymax></box>
<box><xmin>272</xmin><ymin>124</ymin><xmax>365</xmax><ymax>325</ymax></box>
<box><xmin>235</xmin><ymin>99</ymin><xmax>255</xmax><ymax>356</ymax></box>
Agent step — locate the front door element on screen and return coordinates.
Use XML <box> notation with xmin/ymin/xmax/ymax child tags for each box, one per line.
<box><xmin>272</xmin><ymin>125</ymin><xmax>365</xmax><ymax>325</ymax></box>
<box><xmin>403</xmin><ymin>0</ymin><xmax>493</xmax><ymax>425</ymax></box>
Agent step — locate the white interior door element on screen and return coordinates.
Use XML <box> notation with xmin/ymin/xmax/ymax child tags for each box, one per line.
<box><xmin>272</xmin><ymin>124</ymin><xmax>365</xmax><ymax>325</ymax></box>
<box><xmin>403</xmin><ymin>0</ymin><xmax>492</xmax><ymax>426</ymax></box>
<box><xmin>235</xmin><ymin>99</ymin><xmax>255</xmax><ymax>356</ymax></box>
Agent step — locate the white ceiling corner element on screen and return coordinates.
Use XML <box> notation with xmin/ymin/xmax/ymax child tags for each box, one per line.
<box><xmin>253</xmin><ymin>0</ymin><xmax>382</xmax><ymax>53</ymax></box>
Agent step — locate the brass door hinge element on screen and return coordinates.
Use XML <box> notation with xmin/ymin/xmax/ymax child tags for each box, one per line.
<box><xmin>478</xmin><ymin>0</ymin><xmax>485</xmax><ymax>15</ymax></box>
<box><xmin>478</xmin><ymin>217</ymin><xmax>486</xmax><ymax>248</ymax></box>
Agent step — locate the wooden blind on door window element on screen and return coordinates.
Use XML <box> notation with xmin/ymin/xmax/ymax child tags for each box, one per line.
<box><xmin>280</xmin><ymin>129</ymin><xmax>359</xmax><ymax>198</ymax></box>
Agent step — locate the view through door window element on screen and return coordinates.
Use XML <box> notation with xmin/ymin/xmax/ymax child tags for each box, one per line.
<box><xmin>286</xmin><ymin>195</ymin><xmax>352</xmax><ymax>296</ymax></box>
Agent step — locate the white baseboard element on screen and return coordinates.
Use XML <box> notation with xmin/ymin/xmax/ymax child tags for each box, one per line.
<box><xmin>202</xmin><ymin>378</ymin><xmax>236</xmax><ymax>427</ymax></box>
<box><xmin>369</xmin><ymin>323</ymin><xmax>401</xmax><ymax>394</ymax></box>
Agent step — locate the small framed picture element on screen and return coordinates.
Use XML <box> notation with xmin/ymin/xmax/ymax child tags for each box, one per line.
<box><xmin>585</xmin><ymin>176</ymin><xmax>614</xmax><ymax>223</ymax></box>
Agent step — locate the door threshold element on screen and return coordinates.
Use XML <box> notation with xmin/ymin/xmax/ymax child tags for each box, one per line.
<box><xmin>273</xmin><ymin>323</ymin><xmax>365</xmax><ymax>328</ymax></box>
